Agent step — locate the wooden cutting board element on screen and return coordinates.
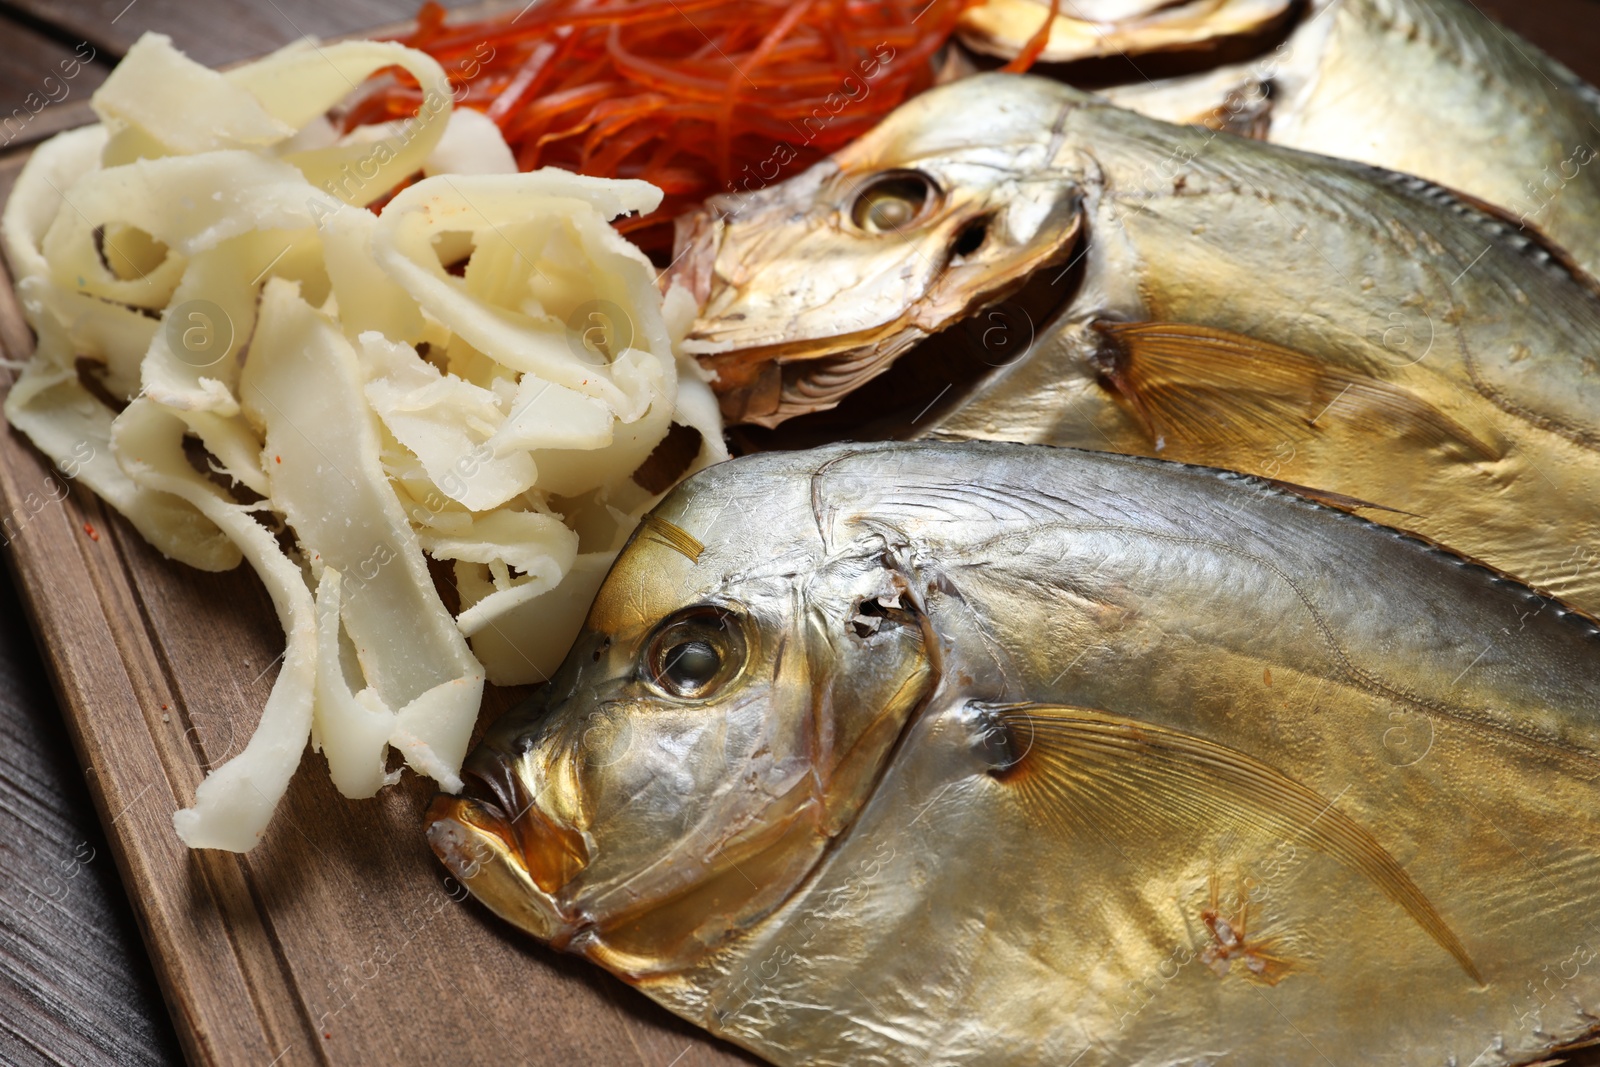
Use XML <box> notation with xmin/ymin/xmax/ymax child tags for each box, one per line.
<box><xmin>0</xmin><ymin>68</ymin><xmax>756</xmax><ymax>1067</ymax></box>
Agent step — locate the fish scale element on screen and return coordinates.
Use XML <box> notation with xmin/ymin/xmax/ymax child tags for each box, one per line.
<box><xmin>430</xmin><ymin>440</ymin><xmax>1600</xmax><ymax>1066</ymax></box>
<box><xmin>670</xmin><ymin>74</ymin><xmax>1600</xmax><ymax>623</ymax></box>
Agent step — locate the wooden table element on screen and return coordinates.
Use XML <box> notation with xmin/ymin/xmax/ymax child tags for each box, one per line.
<box><xmin>1</xmin><ymin>1</ymin><xmax>1598</xmax><ymax>1064</ymax></box>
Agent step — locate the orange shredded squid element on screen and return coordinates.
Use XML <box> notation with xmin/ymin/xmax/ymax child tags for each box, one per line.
<box><xmin>345</xmin><ymin>0</ymin><xmax>1014</xmax><ymax>253</ymax></box>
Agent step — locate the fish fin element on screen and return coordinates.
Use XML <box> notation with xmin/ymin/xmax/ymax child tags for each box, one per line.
<box><xmin>1093</xmin><ymin>321</ymin><xmax>1501</xmax><ymax>462</ymax></box>
<box><xmin>1396</xmin><ymin>177</ymin><xmax>1600</xmax><ymax>301</ymax></box>
<box><xmin>981</xmin><ymin>701</ymin><xmax>1482</xmax><ymax>984</ymax></box>
<box><xmin>668</xmin><ymin>209</ymin><xmax>722</xmax><ymax>306</ymax></box>
<box><xmin>638</xmin><ymin>514</ymin><xmax>704</xmax><ymax>563</ymax></box>
<box><xmin>1259</xmin><ymin>477</ymin><xmax>1412</xmax><ymax>517</ymax></box>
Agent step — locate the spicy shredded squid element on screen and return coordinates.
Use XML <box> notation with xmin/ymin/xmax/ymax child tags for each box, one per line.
<box><xmin>345</xmin><ymin>0</ymin><xmax>1006</xmax><ymax>250</ymax></box>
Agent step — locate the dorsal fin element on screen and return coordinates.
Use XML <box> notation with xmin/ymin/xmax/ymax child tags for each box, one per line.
<box><xmin>979</xmin><ymin>701</ymin><xmax>1482</xmax><ymax>984</ymax></box>
<box><xmin>1257</xmin><ymin>477</ymin><xmax>1409</xmax><ymax>516</ymax></box>
<box><xmin>1206</xmin><ymin>463</ymin><xmax>1600</xmax><ymax>640</ymax></box>
<box><xmin>1373</xmin><ymin>169</ymin><xmax>1600</xmax><ymax>296</ymax></box>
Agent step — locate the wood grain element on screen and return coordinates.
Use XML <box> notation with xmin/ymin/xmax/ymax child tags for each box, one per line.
<box><xmin>0</xmin><ymin>144</ymin><xmax>752</xmax><ymax>1065</ymax></box>
<box><xmin>0</xmin><ymin>553</ymin><xmax>179</xmax><ymax>1066</ymax></box>
<box><xmin>0</xmin><ymin>13</ymin><xmax>109</xmax><ymax>155</ymax></box>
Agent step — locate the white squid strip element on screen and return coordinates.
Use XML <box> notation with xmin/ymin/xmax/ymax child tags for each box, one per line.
<box><xmin>18</xmin><ymin>276</ymin><xmax>155</xmax><ymax>398</ymax></box>
<box><xmin>6</xmin><ymin>339</ymin><xmax>239</xmax><ymax>571</ymax></box>
<box><xmin>226</xmin><ymin>40</ymin><xmax>452</xmax><ymax>208</ymax></box>
<box><xmin>1</xmin><ymin>124</ymin><xmax>107</xmax><ymax>283</ymax></box>
<box><xmin>373</xmin><ymin>173</ymin><xmax>662</xmax><ymax>410</ymax></box>
<box><xmin>91</xmin><ymin>33</ymin><xmax>296</xmax><ymax>155</ymax></box>
<box><xmin>321</xmin><ymin>207</ymin><xmax>423</xmax><ymax>344</ymax></box>
<box><xmin>242</xmin><ymin>279</ymin><xmax>483</xmax><ymax>793</ymax></box>
<box><xmin>358</xmin><ymin>332</ymin><xmax>537</xmax><ymax>512</ymax></box>
<box><xmin>313</xmin><ymin>569</ymin><xmax>402</xmax><ymax>798</ymax></box>
<box><xmin>115</xmin><ymin>398</ymin><xmax>316</xmax><ymax>851</ymax></box>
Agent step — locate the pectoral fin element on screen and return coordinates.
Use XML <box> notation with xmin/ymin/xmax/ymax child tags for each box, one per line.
<box><xmin>980</xmin><ymin>701</ymin><xmax>1482</xmax><ymax>984</ymax></box>
<box><xmin>1093</xmin><ymin>321</ymin><xmax>1500</xmax><ymax>462</ymax></box>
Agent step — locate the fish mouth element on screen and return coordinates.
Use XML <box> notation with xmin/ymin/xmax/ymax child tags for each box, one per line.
<box><xmin>424</xmin><ymin>749</ymin><xmax>586</xmax><ymax>946</ymax></box>
<box><xmin>425</xmin><ymin>793</ymin><xmax>568</xmax><ymax>942</ymax></box>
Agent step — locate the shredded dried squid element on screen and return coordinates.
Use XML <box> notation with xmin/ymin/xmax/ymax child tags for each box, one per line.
<box><xmin>1</xmin><ymin>31</ymin><xmax>726</xmax><ymax>852</ymax></box>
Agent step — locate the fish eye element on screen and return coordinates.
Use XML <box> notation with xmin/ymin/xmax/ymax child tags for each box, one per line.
<box><xmin>643</xmin><ymin>607</ymin><xmax>745</xmax><ymax>700</ymax></box>
<box><xmin>851</xmin><ymin>170</ymin><xmax>938</xmax><ymax>234</ymax></box>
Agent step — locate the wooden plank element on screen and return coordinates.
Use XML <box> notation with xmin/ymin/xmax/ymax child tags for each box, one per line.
<box><xmin>0</xmin><ymin>143</ymin><xmax>752</xmax><ymax>1066</ymax></box>
<box><xmin>0</xmin><ymin>563</ymin><xmax>180</xmax><ymax>1067</ymax></box>
<box><xmin>0</xmin><ymin>15</ymin><xmax>106</xmax><ymax>156</ymax></box>
<box><xmin>0</xmin><ymin>164</ymin><xmax>302</xmax><ymax>1064</ymax></box>
<box><xmin>0</xmin><ymin>15</ymin><xmax>105</xmax><ymax>106</ymax></box>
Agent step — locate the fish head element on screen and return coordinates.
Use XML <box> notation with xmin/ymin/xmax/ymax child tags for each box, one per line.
<box><xmin>671</xmin><ymin>74</ymin><xmax>1088</xmax><ymax>427</ymax></box>
<box><xmin>427</xmin><ymin>451</ymin><xmax>936</xmax><ymax>976</ymax></box>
